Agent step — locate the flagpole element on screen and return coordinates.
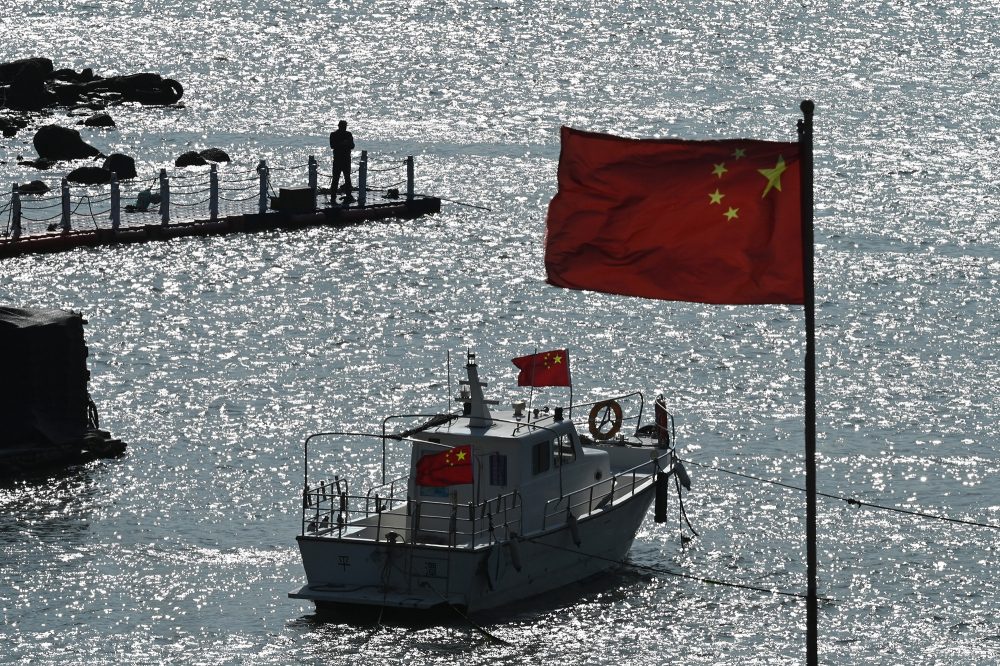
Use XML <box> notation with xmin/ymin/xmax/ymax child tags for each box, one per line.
<box><xmin>798</xmin><ymin>99</ymin><xmax>818</xmax><ymax>666</ymax></box>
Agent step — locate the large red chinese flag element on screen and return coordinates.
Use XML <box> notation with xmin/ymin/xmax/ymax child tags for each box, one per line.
<box><xmin>512</xmin><ymin>349</ymin><xmax>571</xmax><ymax>387</ymax></box>
<box><xmin>416</xmin><ymin>445</ymin><xmax>473</xmax><ymax>486</ymax></box>
<box><xmin>545</xmin><ymin>126</ymin><xmax>803</xmax><ymax>305</ymax></box>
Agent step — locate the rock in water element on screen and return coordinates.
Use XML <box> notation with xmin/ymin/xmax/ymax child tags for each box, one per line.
<box><xmin>33</xmin><ymin>124</ymin><xmax>103</xmax><ymax>160</ymax></box>
<box><xmin>66</xmin><ymin>166</ymin><xmax>111</xmax><ymax>185</ymax></box>
<box><xmin>175</xmin><ymin>151</ymin><xmax>207</xmax><ymax>167</ymax></box>
<box><xmin>102</xmin><ymin>153</ymin><xmax>136</xmax><ymax>179</ymax></box>
<box><xmin>83</xmin><ymin>112</ymin><xmax>115</xmax><ymax>128</ymax></box>
<box><xmin>199</xmin><ymin>147</ymin><xmax>231</xmax><ymax>163</ymax></box>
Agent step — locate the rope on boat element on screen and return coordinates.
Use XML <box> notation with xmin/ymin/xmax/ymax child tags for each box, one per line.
<box><xmin>417</xmin><ymin>581</ymin><xmax>512</xmax><ymax>646</ymax></box>
<box><xmin>369</xmin><ymin>553</ymin><xmax>511</xmax><ymax>646</ymax></box>
<box><xmin>680</xmin><ymin>457</ymin><xmax>1000</xmax><ymax>531</ymax></box>
<box><xmin>525</xmin><ymin>538</ymin><xmax>833</xmax><ymax>603</ymax></box>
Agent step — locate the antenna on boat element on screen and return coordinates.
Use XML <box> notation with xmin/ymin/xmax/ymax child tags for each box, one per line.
<box><xmin>447</xmin><ymin>350</ymin><xmax>452</xmax><ymax>417</ymax></box>
<box><xmin>459</xmin><ymin>350</ymin><xmax>497</xmax><ymax>429</ymax></box>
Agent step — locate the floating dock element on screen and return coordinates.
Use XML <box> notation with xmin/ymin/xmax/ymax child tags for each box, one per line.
<box><xmin>0</xmin><ymin>153</ymin><xmax>440</xmax><ymax>259</ymax></box>
<box><xmin>0</xmin><ymin>197</ymin><xmax>440</xmax><ymax>258</ymax></box>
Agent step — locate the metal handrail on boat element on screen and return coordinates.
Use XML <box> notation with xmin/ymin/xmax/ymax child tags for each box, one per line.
<box><xmin>540</xmin><ymin>451</ymin><xmax>671</xmax><ymax>529</ymax></box>
<box><xmin>301</xmin><ymin>480</ymin><xmax>523</xmax><ymax>549</ymax></box>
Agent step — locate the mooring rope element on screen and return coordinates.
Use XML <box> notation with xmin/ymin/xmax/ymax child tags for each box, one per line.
<box><xmin>680</xmin><ymin>457</ymin><xmax>1000</xmax><ymax>531</ymax></box>
<box><xmin>524</xmin><ymin>538</ymin><xmax>833</xmax><ymax>603</ymax></box>
<box><xmin>415</xmin><ymin>193</ymin><xmax>491</xmax><ymax>211</ymax></box>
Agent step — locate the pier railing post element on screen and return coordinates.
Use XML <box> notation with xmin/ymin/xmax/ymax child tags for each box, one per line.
<box><xmin>110</xmin><ymin>173</ymin><xmax>120</xmax><ymax>231</ymax></box>
<box><xmin>61</xmin><ymin>178</ymin><xmax>71</xmax><ymax>232</ymax></box>
<box><xmin>308</xmin><ymin>155</ymin><xmax>318</xmax><ymax>211</ymax></box>
<box><xmin>159</xmin><ymin>168</ymin><xmax>170</xmax><ymax>226</ymax></box>
<box><xmin>257</xmin><ymin>160</ymin><xmax>269</xmax><ymax>215</ymax></box>
<box><xmin>406</xmin><ymin>155</ymin><xmax>414</xmax><ymax>201</ymax></box>
<box><xmin>358</xmin><ymin>150</ymin><xmax>367</xmax><ymax>207</ymax></box>
<box><xmin>209</xmin><ymin>164</ymin><xmax>219</xmax><ymax>221</ymax></box>
<box><xmin>11</xmin><ymin>183</ymin><xmax>21</xmax><ymax>239</ymax></box>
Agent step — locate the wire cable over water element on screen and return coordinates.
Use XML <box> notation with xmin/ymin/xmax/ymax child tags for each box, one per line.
<box><xmin>523</xmin><ymin>538</ymin><xmax>832</xmax><ymax>603</ymax></box>
<box><xmin>680</xmin><ymin>457</ymin><xmax>1000</xmax><ymax>531</ymax></box>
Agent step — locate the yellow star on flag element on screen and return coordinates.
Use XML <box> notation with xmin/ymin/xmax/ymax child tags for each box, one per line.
<box><xmin>712</xmin><ymin>163</ymin><xmax>728</xmax><ymax>178</ymax></box>
<box><xmin>758</xmin><ymin>155</ymin><xmax>788</xmax><ymax>198</ymax></box>
<box><xmin>455</xmin><ymin>450</ymin><xmax>467</xmax><ymax>462</ymax></box>
<box><xmin>724</xmin><ymin>207</ymin><xmax>739</xmax><ymax>221</ymax></box>
<box><xmin>732</xmin><ymin>148</ymin><xmax>746</xmax><ymax>159</ymax></box>
<box><xmin>708</xmin><ymin>189</ymin><xmax>724</xmax><ymax>205</ymax></box>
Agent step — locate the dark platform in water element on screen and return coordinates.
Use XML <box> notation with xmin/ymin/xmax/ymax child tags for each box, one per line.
<box><xmin>0</xmin><ymin>306</ymin><xmax>125</xmax><ymax>477</ymax></box>
<box><xmin>0</xmin><ymin>196</ymin><xmax>441</xmax><ymax>259</ymax></box>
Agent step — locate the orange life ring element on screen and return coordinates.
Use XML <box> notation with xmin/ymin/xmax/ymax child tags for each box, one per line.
<box><xmin>588</xmin><ymin>400</ymin><xmax>623</xmax><ymax>440</ymax></box>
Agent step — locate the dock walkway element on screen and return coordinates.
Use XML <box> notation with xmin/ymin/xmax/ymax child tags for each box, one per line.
<box><xmin>0</xmin><ymin>152</ymin><xmax>439</xmax><ymax>259</ymax></box>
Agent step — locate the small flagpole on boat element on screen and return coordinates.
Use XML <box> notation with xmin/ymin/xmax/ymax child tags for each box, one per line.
<box><xmin>447</xmin><ymin>350</ymin><xmax>452</xmax><ymax>416</ymax></box>
<box><xmin>567</xmin><ymin>347</ymin><xmax>573</xmax><ymax>418</ymax></box>
<box><xmin>527</xmin><ymin>346</ymin><xmax>537</xmax><ymax>419</ymax></box>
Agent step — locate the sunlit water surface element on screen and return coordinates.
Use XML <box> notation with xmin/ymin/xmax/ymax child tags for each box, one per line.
<box><xmin>1</xmin><ymin>1</ymin><xmax>998</xmax><ymax>664</ymax></box>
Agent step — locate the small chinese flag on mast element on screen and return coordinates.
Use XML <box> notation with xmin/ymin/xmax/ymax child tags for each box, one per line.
<box><xmin>545</xmin><ymin>126</ymin><xmax>803</xmax><ymax>305</ymax></box>
<box><xmin>416</xmin><ymin>444</ymin><xmax>473</xmax><ymax>486</ymax></box>
<box><xmin>512</xmin><ymin>349</ymin><xmax>571</xmax><ymax>387</ymax></box>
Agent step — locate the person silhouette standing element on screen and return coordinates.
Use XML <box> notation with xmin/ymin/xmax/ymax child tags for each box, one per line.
<box><xmin>329</xmin><ymin>120</ymin><xmax>355</xmax><ymax>199</ymax></box>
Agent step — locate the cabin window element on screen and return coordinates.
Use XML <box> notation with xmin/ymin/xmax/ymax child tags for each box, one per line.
<box><xmin>553</xmin><ymin>434</ymin><xmax>576</xmax><ymax>466</ymax></box>
<box><xmin>489</xmin><ymin>453</ymin><xmax>508</xmax><ymax>486</ymax></box>
<box><xmin>531</xmin><ymin>441</ymin><xmax>551</xmax><ymax>475</ymax></box>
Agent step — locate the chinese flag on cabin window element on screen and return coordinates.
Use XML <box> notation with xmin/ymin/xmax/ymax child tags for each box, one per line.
<box><xmin>512</xmin><ymin>349</ymin><xmax>571</xmax><ymax>387</ymax></box>
<box><xmin>416</xmin><ymin>445</ymin><xmax>473</xmax><ymax>486</ymax></box>
<box><xmin>545</xmin><ymin>126</ymin><xmax>804</xmax><ymax>305</ymax></box>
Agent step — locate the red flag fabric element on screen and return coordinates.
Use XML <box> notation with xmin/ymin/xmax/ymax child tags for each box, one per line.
<box><xmin>416</xmin><ymin>445</ymin><xmax>473</xmax><ymax>486</ymax></box>
<box><xmin>545</xmin><ymin>126</ymin><xmax>804</xmax><ymax>305</ymax></box>
<box><xmin>512</xmin><ymin>349</ymin><xmax>571</xmax><ymax>387</ymax></box>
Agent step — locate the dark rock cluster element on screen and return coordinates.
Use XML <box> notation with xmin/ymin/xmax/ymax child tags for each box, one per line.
<box><xmin>175</xmin><ymin>148</ymin><xmax>231</xmax><ymax>168</ymax></box>
<box><xmin>4</xmin><ymin>58</ymin><xmax>234</xmax><ymax>191</ymax></box>
<box><xmin>1</xmin><ymin>57</ymin><xmax>183</xmax><ymax>119</ymax></box>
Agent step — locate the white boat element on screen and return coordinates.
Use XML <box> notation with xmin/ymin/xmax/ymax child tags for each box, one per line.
<box><xmin>289</xmin><ymin>352</ymin><xmax>691</xmax><ymax>613</ymax></box>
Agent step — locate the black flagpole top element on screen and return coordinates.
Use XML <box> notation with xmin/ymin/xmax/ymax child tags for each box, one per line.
<box><xmin>801</xmin><ymin>99</ymin><xmax>815</xmax><ymax>116</ymax></box>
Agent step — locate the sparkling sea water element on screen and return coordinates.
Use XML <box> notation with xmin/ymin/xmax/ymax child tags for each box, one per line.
<box><xmin>1</xmin><ymin>1</ymin><xmax>998</xmax><ymax>663</ymax></box>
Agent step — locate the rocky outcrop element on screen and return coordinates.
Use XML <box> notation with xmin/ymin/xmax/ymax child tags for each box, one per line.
<box><xmin>0</xmin><ymin>58</ymin><xmax>54</xmax><ymax>84</ymax></box>
<box><xmin>1</xmin><ymin>115</ymin><xmax>28</xmax><ymax>137</ymax></box>
<box><xmin>83</xmin><ymin>73</ymin><xmax>183</xmax><ymax>106</ymax></box>
<box><xmin>33</xmin><ymin>125</ymin><xmax>103</xmax><ymax>161</ymax></box>
<box><xmin>175</xmin><ymin>151</ymin><xmax>207</xmax><ymax>167</ymax></box>
<box><xmin>199</xmin><ymin>147</ymin><xmax>231</xmax><ymax>163</ymax></box>
<box><xmin>103</xmin><ymin>153</ymin><xmax>136</xmax><ymax>179</ymax></box>
<box><xmin>1</xmin><ymin>59</ymin><xmax>184</xmax><ymax>118</ymax></box>
<box><xmin>67</xmin><ymin>166</ymin><xmax>111</xmax><ymax>185</ymax></box>
<box><xmin>17</xmin><ymin>156</ymin><xmax>56</xmax><ymax>170</ymax></box>
<box><xmin>83</xmin><ymin>112</ymin><xmax>115</xmax><ymax>128</ymax></box>
<box><xmin>17</xmin><ymin>180</ymin><xmax>50</xmax><ymax>195</ymax></box>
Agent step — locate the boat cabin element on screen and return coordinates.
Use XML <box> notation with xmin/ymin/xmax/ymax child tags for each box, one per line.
<box><xmin>405</xmin><ymin>354</ymin><xmax>612</xmax><ymax>542</ymax></box>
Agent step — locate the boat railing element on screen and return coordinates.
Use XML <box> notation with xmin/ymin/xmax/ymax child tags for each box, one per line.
<box><xmin>541</xmin><ymin>453</ymin><xmax>668</xmax><ymax>529</ymax></box>
<box><xmin>570</xmin><ymin>390</ymin><xmax>645</xmax><ymax>439</ymax></box>
<box><xmin>301</xmin><ymin>481</ymin><xmax>523</xmax><ymax>549</ymax></box>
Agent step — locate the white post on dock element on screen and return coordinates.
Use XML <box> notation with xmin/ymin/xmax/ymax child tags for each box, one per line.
<box><xmin>209</xmin><ymin>164</ymin><xmax>219</xmax><ymax>221</ymax></box>
<box><xmin>257</xmin><ymin>160</ymin><xmax>269</xmax><ymax>215</ymax></box>
<box><xmin>406</xmin><ymin>156</ymin><xmax>414</xmax><ymax>201</ymax></box>
<box><xmin>61</xmin><ymin>178</ymin><xmax>71</xmax><ymax>232</ymax></box>
<box><xmin>110</xmin><ymin>173</ymin><xmax>120</xmax><ymax>231</ymax></box>
<box><xmin>159</xmin><ymin>168</ymin><xmax>170</xmax><ymax>226</ymax></box>
<box><xmin>358</xmin><ymin>150</ymin><xmax>367</xmax><ymax>207</ymax></box>
<box><xmin>308</xmin><ymin>155</ymin><xmax>318</xmax><ymax>210</ymax></box>
<box><xmin>11</xmin><ymin>183</ymin><xmax>21</xmax><ymax>239</ymax></box>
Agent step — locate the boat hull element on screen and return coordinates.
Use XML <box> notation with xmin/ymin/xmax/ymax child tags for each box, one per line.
<box><xmin>290</xmin><ymin>482</ymin><xmax>655</xmax><ymax>613</ymax></box>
